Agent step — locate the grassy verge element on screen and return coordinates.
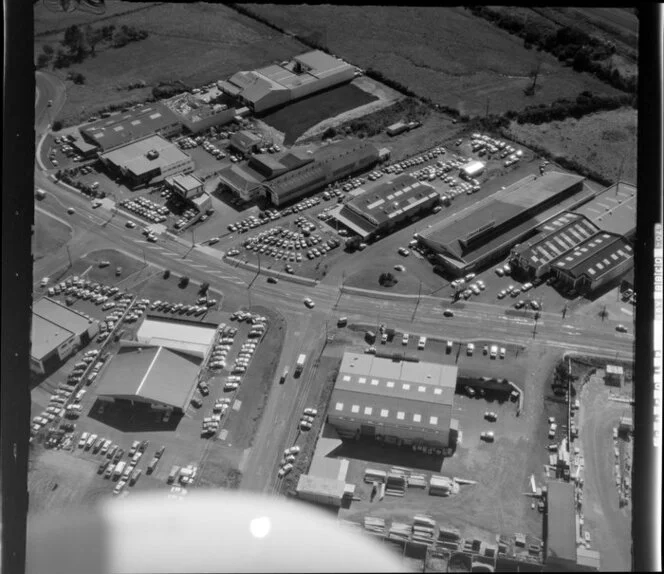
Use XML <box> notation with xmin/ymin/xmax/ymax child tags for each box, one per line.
<box><xmin>33</xmin><ymin>211</ymin><xmax>72</xmax><ymax>261</ymax></box>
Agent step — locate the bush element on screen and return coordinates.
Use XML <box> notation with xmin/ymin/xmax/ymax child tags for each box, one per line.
<box><xmin>199</xmin><ymin>282</ymin><xmax>210</xmax><ymax>295</ymax></box>
<box><xmin>179</xmin><ymin>276</ymin><xmax>190</xmax><ymax>288</ymax></box>
<box><xmin>163</xmin><ymin>269</ymin><xmax>171</xmax><ymax>279</ymax></box>
<box><xmin>378</xmin><ymin>272</ymin><xmax>398</xmax><ymax>287</ymax></box>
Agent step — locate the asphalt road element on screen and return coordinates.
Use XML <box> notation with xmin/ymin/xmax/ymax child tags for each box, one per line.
<box><xmin>33</xmin><ymin>73</ymin><xmax>634</xmax><ymax>496</ymax></box>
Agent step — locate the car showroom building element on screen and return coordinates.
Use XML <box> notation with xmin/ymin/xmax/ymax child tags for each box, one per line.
<box><xmin>327</xmin><ymin>352</ymin><xmax>459</xmax><ymax>451</ymax></box>
<box><xmin>334</xmin><ymin>174</ymin><xmax>440</xmax><ymax>240</ymax></box>
<box><xmin>30</xmin><ymin>297</ymin><xmax>99</xmax><ymax>374</ymax></box>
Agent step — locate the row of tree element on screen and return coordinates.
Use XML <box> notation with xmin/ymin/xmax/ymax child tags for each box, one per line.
<box><xmin>467</xmin><ymin>7</ymin><xmax>637</xmax><ymax>94</ymax></box>
<box><xmin>36</xmin><ymin>23</ymin><xmax>149</xmax><ymax>70</ymax></box>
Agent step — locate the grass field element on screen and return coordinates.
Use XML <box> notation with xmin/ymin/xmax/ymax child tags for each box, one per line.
<box><xmin>83</xmin><ymin>248</ymin><xmax>145</xmax><ymax>285</ymax></box>
<box><xmin>505</xmin><ymin>107</ymin><xmax>637</xmax><ymax>184</ymax></box>
<box><xmin>261</xmin><ymin>84</ymin><xmax>379</xmax><ymax>145</ymax></box>
<box><xmin>36</xmin><ymin>3</ymin><xmax>307</xmax><ymax>124</ymax></box>
<box><xmin>33</xmin><ymin>211</ymin><xmax>72</xmax><ymax>261</ymax></box>
<box><xmin>240</xmin><ymin>5</ymin><xmax>623</xmax><ymax>116</ymax></box>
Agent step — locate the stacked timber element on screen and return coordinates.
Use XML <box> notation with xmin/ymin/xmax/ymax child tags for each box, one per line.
<box><xmin>364</xmin><ymin>468</ymin><xmax>387</xmax><ymax>484</ymax></box>
<box><xmin>411</xmin><ymin>515</ymin><xmax>436</xmax><ymax>545</ymax></box>
<box><xmin>385</xmin><ymin>472</ymin><xmax>407</xmax><ymax>496</ymax></box>
<box><xmin>429</xmin><ymin>475</ymin><xmax>454</xmax><ymax>497</ymax></box>
<box><xmin>363</xmin><ymin>516</ymin><xmax>386</xmax><ymax>535</ymax></box>
<box><xmin>388</xmin><ymin>522</ymin><xmax>411</xmax><ymax>543</ymax></box>
<box><xmin>407</xmin><ymin>473</ymin><xmax>428</xmax><ymax>488</ymax></box>
<box><xmin>438</xmin><ymin>525</ymin><xmax>461</xmax><ymax>543</ymax></box>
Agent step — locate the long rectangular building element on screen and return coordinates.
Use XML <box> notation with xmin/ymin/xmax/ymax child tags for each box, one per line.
<box><xmin>336</xmin><ymin>174</ymin><xmax>439</xmax><ymax>239</ymax></box>
<box><xmin>328</xmin><ymin>352</ymin><xmax>458</xmax><ymax>449</ymax></box>
<box><xmin>265</xmin><ymin>140</ymin><xmax>379</xmax><ymax>206</ymax></box>
<box><xmin>573</xmin><ymin>181</ymin><xmax>636</xmax><ymax>238</ymax></box>
<box><xmin>419</xmin><ymin>172</ymin><xmax>587</xmax><ymax>277</ymax></box>
<box><xmin>224</xmin><ymin>50</ymin><xmax>356</xmax><ymax>114</ymax></box>
<box><xmin>79</xmin><ymin>103</ymin><xmax>182</xmax><ymax>152</ymax></box>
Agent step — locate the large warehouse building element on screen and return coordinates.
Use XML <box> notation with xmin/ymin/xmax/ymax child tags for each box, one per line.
<box><xmin>220</xmin><ymin>50</ymin><xmax>356</xmax><ymax>114</ymax></box>
<box><xmin>95</xmin><ymin>345</ymin><xmax>201</xmax><ymax>413</ymax></box>
<box><xmin>296</xmin><ymin>457</ymin><xmax>355</xmax><ymax>509</ymax></box>
<box><xmin>79</xmin><ymin>103</ymin><xmax>182</xmax><ymax>153</ymax></box>
<box><xmin>265</xmin><ymin>140</ymin><xmax>380</xmax><ymax>206</ymax></box>
<box><xmin>573</xmin><ymin>181</ymin><xmax>636</xmax><ymax>239</ymax></box>
<box><xmin>327</xmin><ymin>352</ymin><xmax>458</xmax><ymax>451</ymax></box>
<box><xmin>100</xmin><ymin>135</ymin><xmax>195</xmax><ymax>189</ymax></box>
<box><xmin>136</xmin><ymin>317</ymin><xmax>217</xmax><ymax>359</ymax></box>
<box><xmin>335</xmin><ymin>174</ymin><xmax>440</xmax><ymax>240</ymax></box>
<box><xmin>418</xmin><ymin>171</ymin><xmax>589</xmax><ymax>277</ymax></box>
<box><xmin>31</xmin><ymin>298</ymin><xmax>99</xmax><ymax>375</ymax></box>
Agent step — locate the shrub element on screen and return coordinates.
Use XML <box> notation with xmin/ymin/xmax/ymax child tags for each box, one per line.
<box><xmin>179</xmin><ymin>276</ymin><xmax>190</xmax><ymax>288</ymax></box>
<box><xmin>378</xmin><ymin>272</ymin><xmax>398</xmax><ymax>287</ymax></box>
<box><xmin>163</xmin><ymin>269</ymin><xmax>171</xmax><ymax>279</ymax></box>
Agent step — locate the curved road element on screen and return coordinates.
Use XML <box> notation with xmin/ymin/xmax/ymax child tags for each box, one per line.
<box><xmin>33</xmin><ymin>74</ymin><xmax>634</xmax><ymax>497</ymax></box>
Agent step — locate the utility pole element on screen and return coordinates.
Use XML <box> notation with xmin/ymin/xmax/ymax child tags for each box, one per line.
<box><xmin>562</xmin><ymin>303</ymin><xmax>567</xmax><ymax>319</ymax></box>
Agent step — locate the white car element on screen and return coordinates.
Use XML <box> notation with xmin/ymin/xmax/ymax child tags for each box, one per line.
<box><xmin>284</xmin><ymin>446</ymin><xmax>301</xmax><ymax>456</ymax></box>
<box><xmin>278</xmin><ymin>463</ymin><xmax>293</xmax><ymax>478</ymax></box>
<box><xmin>208</xmin><ymin>237</ymin><xmax>220</xmax><ymax>245</ymax></box>
<box><xmin>303</xmin><ymin>298</ymin><xmax>315</xmax><ymax>309</ymax></box>
<box><xmin>466</xmin><ymin>343</ymin><xmax>475</xmax><ymax>356</ymax></box>
<box><xmin>303</xmin><ymin>408</ymin><xmax>317</xmax><ymax>417</ymax></box>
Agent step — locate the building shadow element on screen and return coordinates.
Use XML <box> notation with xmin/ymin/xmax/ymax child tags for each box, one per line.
<box><xmin>87</xmin><ymin>399</ymin><xmax>183</xmax><ymax>433</ymax></box>
<box><xmin>326</xmin><ymin>437</ymin><xmax>445</xmax><ymax>472</ymax></box>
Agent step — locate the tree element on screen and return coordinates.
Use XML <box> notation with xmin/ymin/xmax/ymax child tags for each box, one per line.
<box><xmin>199</xmin><ymin>282</ymin><xmax>210</xmax><ymax>295</ymax></box>
<box><xmin>379</xmin><ymin>272</ymin><xmax>398</xmax><ymax>287</ymax></box>
<box><xmin>37</xmin><ymin>53</ymin><xmax>51</xmax><ymax>69</ymax></box>
<box><xmin>163</xmin><ymin>269</ymin><xmax>171</xmax><ymax>279</ymax></box>
<box><xmin>53</xmin><ymin>49</ymin><xmax>71</xmax><ymax>69</ymax></box>
<box><xmin>345</xmin><ymin>236</ymin><xmax>361</xmax><ymax>253</ymax></box>
<box><xmin>84</xmin><ymin>25</ymin><xmax>103</xmax><ymax>56</ymax></box>
<box><xmin>42</xmin><ymin>44</ymin><xmax>54</xmax><ymax>55</ymax></box>
<box><xmin>179</xmin><ymin>276</ymin><xmax>190</xmax><ymax>288</ymax></box>
<box><xmin>112</xmin><ymin>27</ymin><xmax>131</xmax><ymax>48</ymax></box>
<box><xmin>62</xmin><ymin>24</ymin><xmax>87</xmax><ymax>61</ymax></box>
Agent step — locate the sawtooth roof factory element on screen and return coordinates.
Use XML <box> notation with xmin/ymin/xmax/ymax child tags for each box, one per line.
<box><xmin>99</xmin><ymin>134</ymin><xmax>195</xmax><ymax>189</ymax></box>
<box><xmin>418</xmin><ymin>171</ymin><xmax>590</xmax><ymax>277</ymax></box>
<box><xmin>509</xmin><ymin>181</ymin><xmax>636</xmax><ymax>294</ymax></box>
<box><xmin>219</xmin><ymin>50</ymin><xmax>356</xmax><ymax>114</ymax></box>
<box><xmin>327</xmin><ymin>352</ymin><xmax>458</xmax><ymax>452</ymax></box>
<box><xmin>31</xmin><ymin>297</ymin><xmax>99</xmax><ymax>375</ymax></box>
<box><xmin>335</xmin><ymin>174</ymin><xmax>440</xmax><ymax>240</ymax></box>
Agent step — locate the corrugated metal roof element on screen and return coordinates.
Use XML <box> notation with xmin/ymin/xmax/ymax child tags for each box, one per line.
<box><xmin>308</xmin><ymin>457</ymin><xmax>349</xmax><ymax>482</ymax></box>
<box><xmin>293</xmin><ymin>50</ymin><xmax>353</xmax><ymax>78</ymax></box>
<box><xmin>136</xmin><ymin>318</ymin><xmax>216</xmax><ymax>358</ymax></box>
<box><xmin>546</xmin><ymin>481</ymin><xmax>576</xmax><ymax>562</ymax></box>
<box><xmin>96</xmin><ymin>345</ymin><xmax>201</xmax><ymax>410</ymax></box>
<box><xmin>32</xmin><ymin>298</ymin><xmax>94</xmax><ymax>360</ymax></box>
<box><xmin>296</xmin><ymin>474</ymin><xmax>346</xmax><ymax>498</ymax></box>
<box><xmin>575</xmin><ymin>181</ymin><xmax>636</xmax><ymax>237</ymax></box>
<box><xmin>553</xmin><ymin>232</ymin><xmax>633</xmax><ymax>280</ymax></box>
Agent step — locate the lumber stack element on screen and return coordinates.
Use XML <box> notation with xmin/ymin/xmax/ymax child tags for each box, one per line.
<box><xmin>363</xmin><ymin>516</ymin><xmax>386</xmax><ymax>535</ymax></box>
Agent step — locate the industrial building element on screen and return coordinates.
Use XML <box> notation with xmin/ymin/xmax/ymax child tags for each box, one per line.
<box><xmin>79</xmin><ymin>104</ymin><xmax>182</xmax><ymax>152</ymax></box>
<box><xmin>573</xmin><ymin>181</ymin><xmax>636</xmax><ymax>239</ymax></box>
<box><xmin>95</xmin><ymin>345</ymin><xmax>201</xmax><ymax>413</ymax></box>
<box><xmin>335</xmin><ymin>174</ymin><xmax>440</xmax><ymax>240</ymax></box>
<box><xmin>100</xmin><ymin>135</ymin><xmax>195</xmax><ymax>189</ymax></box>
<box><xmin>545</xmin><ymin>481</ymin><xmax>599</xmax><ymax>572</ymax></box>
<box><xmin>296</xmin><ymin>457</ymin><xmax>355</xmax><ymax>509</ymax></box>
<box><xmin>165</xmin><ymin>173</ymin><xmax>205</xmax><ymax>200</ymax></box>
<box><xmin>327</xmin><ymin>352</ymin><xmax>458</xmax><ymax>450</ymax></box>
<box><xmin>220</xmin><ymin>50</ymin><xmax>355</xmax><ymax>114</ymax></box>
<box><xmin>229</xmin><ymin>130</ymin><xmax>264</xmax><ymax>155</ymax></box>
<box><xmin>216</xmin><ymin>148</ymin><xmax>313</xmax><ymax>202</ymax></box>
<box><xmin>510</xmin><ymin>212</ymin><xmax>601</xmax><ymax>279</ymax></box>
<box><xmin>419</xmin><ymin>171</ymin><xmax>589</xmax><ymax>277</ymax></box>
<box><xmin>549</xmin><ymin>232</ymin><xmax>633</xmax><ymax>295</ymax></box>
<box><xmin>136</xmin><ymin>317</ymin><xmax>217</xmax><ymax>359</ymax></box>
<box><xmin>162</xmin><ymin>89</ymin><xmax>236</xmax><ymax>134</ymax></box>
<box><xmin>265</xmin><ymin>140</ymin><xmax>380</xmax><ymax>206</ymax></box>
<box><xmin>30</xmin><ymin>297</ymin><xmax>99</xmax><ymax>374</ymax></box>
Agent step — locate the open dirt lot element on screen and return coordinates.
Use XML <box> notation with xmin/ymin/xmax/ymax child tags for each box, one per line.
<box><xmin>36</xmin><ymin>3</ymin><xmax>307</xmax><ymax>124</ymax></box>
<box><xmin>261</xmin><ymin>83</ymin><xmax>379</xmax><ymax>146</ymax></box>
<box><xmin>506</xmin><ymin>108</ymin><xmax>637</xmax><ymax>185</ymax></box>
<box><xmin>241</xmin><ymin>5</ymin><xmax>623</xmax><ymax>116</ymax></box>
<box><xmin>33</xmin><ymin>210</ymin><xmax>72</xmax><ymax>261</ymax></box>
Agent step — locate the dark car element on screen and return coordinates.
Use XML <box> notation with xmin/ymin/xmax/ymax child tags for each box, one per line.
<box><xmin>267</xmin><ymin>277</ymin><xmax>278</xmax><ymax>284</ymax></box>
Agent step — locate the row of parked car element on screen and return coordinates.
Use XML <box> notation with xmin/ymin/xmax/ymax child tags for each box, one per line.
<box><xmin>120</xmin><ymin>196</ymin><xmax>169</xmax><ymax>224</ymax></box>
<box><xmin>383</xmin><ymin>146</ymin><xmax>447</xmax><ymax>176</ymax></box>
<box><xmin>228</xmin><ymin>209</ymin><xmax>281</xmax><ymax>232</ymax></box>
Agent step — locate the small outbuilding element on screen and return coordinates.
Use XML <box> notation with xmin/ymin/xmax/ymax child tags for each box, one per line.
<box><xmin>460</xmin><ymin>160</ymin><xmax>485</xmax><ymax>180</ymax></box>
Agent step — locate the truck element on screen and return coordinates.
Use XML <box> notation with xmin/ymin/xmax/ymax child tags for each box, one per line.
<box><xmin>294</xmin><ymin>354</ymin><xmax>306</xmax><ymax>377</ymax></box>
<box><xmin>35</xmin><ymin>188</ymin><xmax>47</xmax><ymax>200</ymax></box>
<box><xmin>113</xmin><ymin>461</ymin><xmax>126</xmax><ymax>479</ymax></box>
<box><xmin>167</xmin><ymin>465</ymin><xmax>180</xmax><ymax>484</ymax></box>
<box><xmin>279</xmin><ymin>367</ymin><xmax>289</xmax><ymax>384</ymax></box>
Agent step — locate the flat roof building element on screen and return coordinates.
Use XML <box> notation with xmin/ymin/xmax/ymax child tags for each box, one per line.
<box><xmin>225</xmin><ymin>50</ymin><xmax>355</xmax><ymax>114</ymax></box>
<box><xmin>574</xmin><ymin>181</ymin><xmax>636</xmax><ymax>238</ymax></box>
<box><xmin>80</xmin><ymin>104</ymin><xmax>182</xmax><ymax>152</ymax></box>
<box><xmin>95</xmin><ymin>345</ymin><xmax>201</xmax><ymax>412</ymax></box>
<box><xmin>265</xmin><ymin>140</ymin><xmax>379</xmax><ymax>206</ymax></box>
<box><xmin>162</xmin><ymin>90</ymin><xmax>236</xmax><ymax>134</ymax></box>
<box><xmin>460</xmin><ymin>160</ymin><xmax>485</xmax><ymax>179</ymax></box>
<box><xmin>296</xmin><ymin>457</ymin><xmax>354</xmax><ymax>509</ymax></box>
<box><xmin>100</xmin><ymin>135</ymin><xmax>195</xmax><ymax>189</ymax></box>
<box><xmin>165</xmin><ymin>173</ymin><xmax>205</xmax><ymax>200</ymax></box>
<box><xmin>328</xmin><ymin>352</ymin><xmax>458</xmax><ymax>450</ymax></box>
<box><xmin>336</xmin><ymin>174</ymin><xmax>439</xmax><ymax>239</ymax></box>
<box><xmin>545</xmin><ymin>481</ymin><xmax>577</xmax><ymax>570</ymax></box>
<box><xmin>419</xmin><ymin>172</ymin><xmax>588</xmax><ymax>277</ymax></box>
<box><xmin>229</xmin><ymin>130</ymin><xmax>263</xmax><ymax>155</ymax></box>
<box><xmin>136</xmin><ymin>317</ymin><xmax>217</xmax><ymax>359</ymax></box>
<box><xmin>31</xmin><ymin>298</ymin><xmax>99</xmax><ymax>374</ymax></box>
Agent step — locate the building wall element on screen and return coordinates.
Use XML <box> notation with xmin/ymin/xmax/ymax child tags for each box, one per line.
<box><xmin>554</xmin><ymin>256</ymin><xmax>633</xmax><ymax>295</ymax></box>
<box><xmin>296</xmin><ymin>489</ymin><xmax>343</xmax><ymax>508</ymax></box>
<box><xmin>289</xmin><ymin>67</ymin><xmax>355</xmax><ymax>101</ymax></box>
<box><xmin>250</xmin><ymin>89</ymin><xmax>292</xmax><ymax>114</ymax></box>
<box><xmin>181</xmin><ymin>108</ymin><xmax>236</xmax><ymax>134</ymax></box>
<box><xmin>328</xmin><ymin>414</ymin><xmax>451</xmax><ymax>447</ymax></box>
